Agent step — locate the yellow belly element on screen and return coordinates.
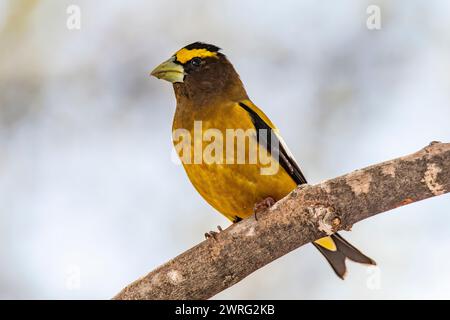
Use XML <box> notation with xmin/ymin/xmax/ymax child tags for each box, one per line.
<box><xmin>172</xmin><ymin>102</ymin><xmax>297</xmax><ymax>221</ymax></box>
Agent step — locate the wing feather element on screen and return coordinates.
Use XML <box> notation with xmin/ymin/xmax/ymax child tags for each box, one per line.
<box><xmin>238</xmin><ymin>101</ymin><xmax>307</xmax><ymax>185</ymax></box>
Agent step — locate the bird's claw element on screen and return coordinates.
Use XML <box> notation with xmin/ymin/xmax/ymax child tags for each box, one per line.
<box><xmin>253</xmin><ymin>197</ymin><xmax>276</xmax><ymax>221</ymax></box>
<box><xmin>205</xmin><ymin>225</ymin><xmax>223</xmax><ymax>240</ymax></box>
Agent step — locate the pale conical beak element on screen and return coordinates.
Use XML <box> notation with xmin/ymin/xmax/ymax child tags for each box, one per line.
<box><xmin>150</xmin><ymin>57</ymin><xmax>185</xmax><ymax>83</ymax></box>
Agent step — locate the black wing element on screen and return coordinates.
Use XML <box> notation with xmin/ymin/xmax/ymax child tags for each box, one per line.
<box><xmin>239</xmin><ymin>102</ymin><xmax>307</xmax><ymax>185</ymax></box>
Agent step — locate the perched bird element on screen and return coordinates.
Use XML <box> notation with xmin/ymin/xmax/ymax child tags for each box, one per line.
<box><xmin>151</xmin><ymin>42</ymin><xmax>375</xmax><ymax>279</ymax></box>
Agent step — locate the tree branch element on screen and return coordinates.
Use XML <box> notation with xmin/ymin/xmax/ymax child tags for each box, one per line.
<box><xmin>114</xmin><ymin>142</ymin><xmax>450</xmax><ymax>300</ymax></box>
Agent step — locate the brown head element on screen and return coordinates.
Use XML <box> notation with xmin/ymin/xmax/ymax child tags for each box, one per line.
<box><xmin>151</xmin><ymin>42</ymin><xmax>248</xmax><ymax>106</ymax></box>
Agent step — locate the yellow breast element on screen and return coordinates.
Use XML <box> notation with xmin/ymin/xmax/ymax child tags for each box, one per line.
<box><xmin>172</xmin><ymin>101</ymin><xmax>297</xmax><ymax>221</ymax></box>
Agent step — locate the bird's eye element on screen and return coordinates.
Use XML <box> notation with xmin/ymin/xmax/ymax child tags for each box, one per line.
<box><xmin>191</xmin><ymin>57</ymin><xmax>202</xmax><ymax>67</ymax></box>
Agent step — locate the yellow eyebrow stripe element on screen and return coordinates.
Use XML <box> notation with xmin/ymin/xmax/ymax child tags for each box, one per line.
<box><xmin>175</xmin><ymin>48</ymin><xmax>218</xmax><ymax>64</ymax></box>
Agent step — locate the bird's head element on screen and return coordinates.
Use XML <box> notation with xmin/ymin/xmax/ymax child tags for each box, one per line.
<box><xmin>151</xmin><ymin>42</ymin><xmax>247</xmax><ymax>102</ymax></box>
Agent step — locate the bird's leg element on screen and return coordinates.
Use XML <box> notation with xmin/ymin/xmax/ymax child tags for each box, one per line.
<box><xmin>253</xmin><ymin>196</ymin><xmax>276</xmax><ymax>221</ymax></box>
<box><xmin>204</xmin><ymin>225</ymin><xmax>223</xmax><ymax>241</ymax></box>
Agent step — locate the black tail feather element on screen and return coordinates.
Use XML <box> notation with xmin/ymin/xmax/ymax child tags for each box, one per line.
<box><xmin>313</xmin><ymin>233</ymin><xmax>376</xmax><ymax>279</ymax></box>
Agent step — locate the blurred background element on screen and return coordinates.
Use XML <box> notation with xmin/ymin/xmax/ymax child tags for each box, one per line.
<box><xmin>1</xmin><ymin>0</ymin><xmax>450</xmax><ymax>299</ymax></box>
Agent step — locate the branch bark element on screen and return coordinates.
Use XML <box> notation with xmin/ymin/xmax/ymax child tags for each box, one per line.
<box><xmin>114</xmin><ymin>142</ymin><xmax>450</xmax><ymax>300</ymax></box>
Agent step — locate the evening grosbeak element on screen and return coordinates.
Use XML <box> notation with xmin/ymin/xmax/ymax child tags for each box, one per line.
<box><xmin>151</xmin><ymin>42</ymin><xmax>375</xmax><ymax>279</ymax></box>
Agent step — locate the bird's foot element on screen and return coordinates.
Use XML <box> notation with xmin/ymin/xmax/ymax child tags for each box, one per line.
<box><xmin>253</xmin><ymin>197</ymin><xmax>276</xmax><ymax>221</ymax></box>
<box><xmin>204</xmin><ymin>225</ymin><xmax>223</xmax><ymax>241</ymax></box>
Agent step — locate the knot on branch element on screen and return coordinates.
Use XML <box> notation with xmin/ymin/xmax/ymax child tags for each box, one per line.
<box><xmin>306</xmin><ymin>205</ymin><xmax>341</xmax><ymax>235</ymax></box>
